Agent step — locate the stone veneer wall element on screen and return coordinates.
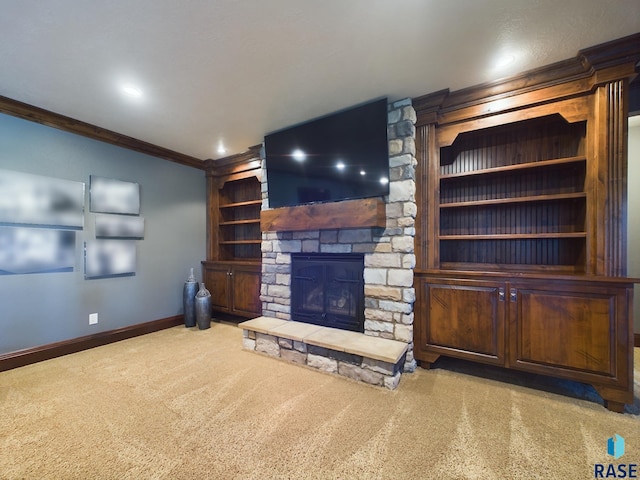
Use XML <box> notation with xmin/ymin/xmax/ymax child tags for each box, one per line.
<box><xmin>260</xmin><ymin>98</ymin><xmax>417</xmax><ymax>372</ymax></box>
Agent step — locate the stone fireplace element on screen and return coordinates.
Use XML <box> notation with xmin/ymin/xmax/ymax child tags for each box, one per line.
<box><xmin>241</xmin><ymin>98</ymin><xmax>417</xmax><ymax>388</ymax></box>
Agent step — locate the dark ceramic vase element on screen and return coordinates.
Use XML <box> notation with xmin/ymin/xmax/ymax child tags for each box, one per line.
<box><xmin>183</xmin><ymin>268</ymin><xmax>198</xmax><ymax>327</ymax></box>
<box><xmin>195</xmin><ymin>282</ymin><xmax>212</xmax><ymax>330</ymax></box>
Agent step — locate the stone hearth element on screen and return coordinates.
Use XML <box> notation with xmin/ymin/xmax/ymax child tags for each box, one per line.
<box><xmin>243</xmin><ymin>98</ymin><xmax>417</xmax><ymax>389</ymax></box>
<box><xmin>239</xmin><ymin>316</ymin><xmax>408</xmax><ymax>388</ymax></box>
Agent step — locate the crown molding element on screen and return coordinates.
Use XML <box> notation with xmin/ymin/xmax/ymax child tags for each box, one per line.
<box><xmin>0</xmin><ymin>95</ymin><xmax>205</xmax><ymax>170</ymax></box>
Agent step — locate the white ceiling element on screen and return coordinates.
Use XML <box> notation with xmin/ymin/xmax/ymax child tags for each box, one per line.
<box><xmin>1</xmin><ymin>0</ymin><xmax>639</xmax><ymax>162</ymax></box>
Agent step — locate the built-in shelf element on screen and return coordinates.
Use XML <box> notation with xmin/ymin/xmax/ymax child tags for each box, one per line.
<box><xmin>219</xmin><ymin>219</ymin><xmax>261</xmax><ymax>226</ymax></box>
<box><xmin>439</xmin><ymin>155</ymin><xmax>586</xmax><ymax>179</ymax></box>
<box><xmin>440</xmin><ymin>192</ymin><xmax>586</xmax><ymax>208</ymax></box>
<box><xmin>216</xmin><ymin>173</ymin><xmax>262</xmax><ymax>261</ymax></box>
<box><xmin>438</xmin><ymin>262</ymin><xmax>585</xmax><ymax>274</ymax></box>
<box><xmin>440</xmin><ymin>232</ymin><xmax>587</xmax><ymax>240</ymax></box>
<box><xmin>219</xmin><ymin>200</ymin><xmax>263</xmax><ymax>209</ymax></box>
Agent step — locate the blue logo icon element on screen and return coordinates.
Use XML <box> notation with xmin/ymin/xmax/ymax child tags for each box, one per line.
<box><xmin>608</xmin><ymin>434</ymin><xmax>625</xmax><ymax>460</ymax></box>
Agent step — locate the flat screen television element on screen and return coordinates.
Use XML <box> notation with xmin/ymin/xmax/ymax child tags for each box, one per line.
<box><xmin>264</xmin><ymin>98</ymin><xmax>389</xmax><ymax>209</ymax></box>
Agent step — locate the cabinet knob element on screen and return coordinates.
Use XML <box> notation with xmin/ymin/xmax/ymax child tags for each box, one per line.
<box><xmin>498</xmin><ymin>287</ymin><xmax>505</xmax><ymax>302</ymax></box>
<box><xmin>510</xmin><ymin>289</ymin><xmax>517</xmax><ymax>303</ymax></box>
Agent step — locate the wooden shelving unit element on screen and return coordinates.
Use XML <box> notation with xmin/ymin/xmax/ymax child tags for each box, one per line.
<box><xmin>202</xmin><ymin>146</ymin><xmax>263</xmax><ymax>318</ymax></box>
<box><xmin>217</xmin><ymin>177</ymin><xmax>262</xmax><ymax>261</ymax></box>
<box><xmin>435</xmin><ymin>115</ymin><xmax>588</xmax><ymax>273</ymax></box>
<box><xmin>412</xmin><ymin>33</ymin><xmax>640</xmax><ymax>412</ymax></box>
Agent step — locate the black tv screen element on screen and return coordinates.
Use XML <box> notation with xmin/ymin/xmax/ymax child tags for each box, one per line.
<box><xmin>264</xmin><ymin>98</ymin><xmax>389</xmax><ymax>208</ymax></box>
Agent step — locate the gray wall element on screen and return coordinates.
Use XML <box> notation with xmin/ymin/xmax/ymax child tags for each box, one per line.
<box><xmin>628</xmin><ymin>118</ymin><xmax>640</xmax><ymax>334</ymax></box>
<box><xmin>0</xmin><ymin>113</ymin><xmax>206</xmax><ymax>355</ymax></box>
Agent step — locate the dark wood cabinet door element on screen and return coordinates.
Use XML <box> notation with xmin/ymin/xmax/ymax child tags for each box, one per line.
<box><xmin>419</xmin><ymin>278</ymin><xmax>506</xmax><ymax>365</ymax></box>
<box><xmin>509</xmin><ymin>282</ymin><xmax>631</xmax><ymax>394</ymax></box>
<box><xmin>230</xmin><ymin>264</ymin><xmax>261</xmax><ymax>317</ymax></box>
<box><xmin>203</xmin><ymin>261</ymin><xmax>261</xmax><ymax>318</ymax></box>
<box><xmin>203</xmin><ymin>265</ymin><xmax>230</xmax><ymax>312</ymax></box>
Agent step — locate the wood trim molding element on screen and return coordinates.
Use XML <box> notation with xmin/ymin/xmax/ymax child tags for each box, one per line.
<box><xmin>205</xmin><ymin>144</ymin><xmax>262</xmax><ymax>177</ymax></box>
<box><xmin>635</xmin><ymin>333</ymin><xmax>640</xmax><ymax>348</ymax></box>
<box><xmin>0</xmin><ymin>315</ymin><xmax>183</xmax><ymax>373</ymax></box>
<box><xmin>210</xmin><ymin>167</ymin><xmax>262</xmax><ymax>189</ymax></box>
<box><xmin>0</xmin><ymin>95</ymin><xmax>205</xmax><ymax>170</ymax></box>
<box><xmin>261</xmin><ymin>197</ymin><xmax>387</xmax><ymax>232</ymax></box>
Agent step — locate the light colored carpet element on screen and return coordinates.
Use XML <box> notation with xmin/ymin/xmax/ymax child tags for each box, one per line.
<box><xmin>0</xmin><ymin>322</ymin><xmax>638</xmax><ymax>479</ymax></box>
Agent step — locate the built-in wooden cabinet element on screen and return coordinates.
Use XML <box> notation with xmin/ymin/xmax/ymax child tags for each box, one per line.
<box><xmin>416</xmin><ymin>276</ymin><xmax>506</xmax><ymax>366</ymax></box>
<box><xmin>202</xmin><ymin>146</ymin><xmax>262</xmax><ymax>318</ymax></box>
<box><xmin>509</xmin><ymin>279</ymin><xmax>631</xmax><ymax>387</ymax></box>
<box><xmin>202</xmin><ymin>261</ymin><xmax>262</xmax><ymax>318</ymax></box>
<box><xmin>413</xmin><ymin>33</ymin><xmax>639</xmax><ymax>412</ymax></box>
<box><xmin>416</xmin><ymin>273</ymin><xmax>634</xmax><ymax>412</ymax></box>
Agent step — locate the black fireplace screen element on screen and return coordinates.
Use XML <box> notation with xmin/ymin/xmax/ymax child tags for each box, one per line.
<box><xmin>291</xmin><ymin>253</ymin><xmax>364</xmax><ymax>333</ymax></box>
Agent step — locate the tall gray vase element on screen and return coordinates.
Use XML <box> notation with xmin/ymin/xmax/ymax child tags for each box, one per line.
<box><xmin>195</xmin><ymin>282</ymin><xmax>212</xmax><ymax>330</ymax></box>
<box><xmin>183</xmin><ymin>268</ymin><xmax>198</xmax><ymax>327</ymax></box>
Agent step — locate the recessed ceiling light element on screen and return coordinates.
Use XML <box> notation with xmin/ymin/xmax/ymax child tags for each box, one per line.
<box><xmin>217</xmin><ymin>142</ymin><xmax>227</xmax><ymax>155</ymax></box>
<box><xmin>336</xmin><ymin>161</ymin><xmax>345</xmax><ymax>170</ymax></box>
<box><xmin>492</xmin><ymin>50</ymin><xmax>520</xmax><ymax>72</ymax></box>
<box><xmin>495</xmin><ymin>54</ymin><xmax>516</xmax><ymax>69</ymax></box>
<box><xmin>121</xmin><ymin>85</ymin><xmax>143</xmax><ymax>98</ymax></box>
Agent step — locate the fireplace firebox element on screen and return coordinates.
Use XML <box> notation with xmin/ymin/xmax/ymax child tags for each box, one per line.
<box><xmin>291</xmin><ymin>253</ymin><xmax>364</xmax><ymax>333</ymax></box>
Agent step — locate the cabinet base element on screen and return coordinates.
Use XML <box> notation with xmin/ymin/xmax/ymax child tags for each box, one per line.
<box><xmin>416</xmin><ymin>353</ymin><xmax>633</xmax><ymax>413</ymax></box>
<box><xmin>603</xmin><ymin>400</ymin><xmax>625</xmax><ymax>414</ymax></box>
<box><xmin>592</xmin><ymin>384</ymin><xmax>634</xmax><ymax>413</ymax></box>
